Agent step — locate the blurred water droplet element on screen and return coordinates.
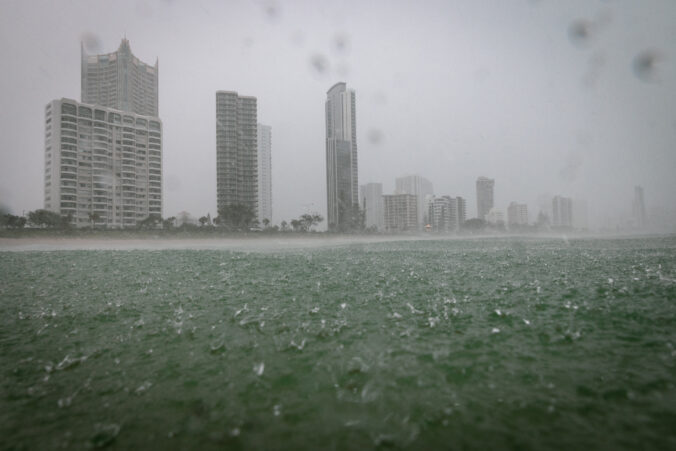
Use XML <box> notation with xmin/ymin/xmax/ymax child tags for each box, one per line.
<box><xmin>367</xmin><ymin>129</ymin><xmax>383</xmax><ymax>145</ymax></box>
<box><xmin>310</xmin><ymin>54</ymin><xmax>329</xmax><ymax>74</ymax></box>
<box><xmin>333</xmin><ymin>33</ymin><xmax>349</xmax><ymax>54</ymax></box>
<box><xmin>263</xmin><ymin>1</ymin><xmax>280</xmax><ymax>20</ymax></box>
<box><xmin>80</xmin><ymin>32</ymin><xmax>102</xmax><ymax>53</ymax></box>
<box><xmin>568</xmin><ymin>20</ymin><xmax>593</xmax><ymax>48</ymax></box>
<box><xmin>633</xmin><ymin>50</ymin><xmax>663</xmax><ymax>83</ymax></box>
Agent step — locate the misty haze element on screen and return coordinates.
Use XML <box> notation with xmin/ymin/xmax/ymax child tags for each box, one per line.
<box><xmin>1</xmin><ymin>1</ymin><xmax>675</xmax><ymax>450</ymax></box>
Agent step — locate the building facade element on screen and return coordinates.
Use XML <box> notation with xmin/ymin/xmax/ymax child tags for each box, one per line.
<box><xmin>81</xmin><ymin>39</ymin><xmax>159</xmax><ymax>117</ymax></box>
<box><xmin>395</xmin><ymin>175</ymin><xmax>433</xmax><ymax>230</ymax></box>
<box><xmin>476</xmin><ymin>176</ymin><xmax>494</xmax><ymax>220</ymax></box>
<box><xmin>216</xmin><ymin>91</ymin><xmax>258</xmax><ymax>219</ymax></box>
<box><xmin>326</xmin><ymin>82</ymin><xmax>358</xmax><ymax>231</ymax></box>
<box><xmin>426</xmin><ymin>195</ymin><xmax>458</xmax><ymax>232</ymax></box>
<box><xmin>257</xmin><ymin>123</ymin><xmax>272</xmax><ymax>224</ymax></box>
<box><xmin>383</xmin><ymin>194</ymin><xmax>417</xmax><ymax>232</ymax></box>
<box><xmin>552</xmin><ymin>195</ymin><xmax>573</xmax><ymax>228</ymax></box>
<box><xmin>507</xmin><ymin>202</ymin><xmax>529</xmax><ymax>227</ymax></box>
<box><xmin>359</xmin><ymin>183</ymin><xmax>384</xmax><ymax>231</ymax></box>
<box><xmin>44</xmin><ymin>98</ymin><xmax>162</xmax><ymax>227</ymax></box>
<box><xmin>456</xmin><ymin>196</ymin><xmax>467</xmax><ymax>227</ymax></box>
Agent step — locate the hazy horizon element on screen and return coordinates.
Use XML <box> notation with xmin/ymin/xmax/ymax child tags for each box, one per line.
<box><xmin>1</xmin><ymin>0</ymin><xmax>674</xmax><ymax>230</ymax></box>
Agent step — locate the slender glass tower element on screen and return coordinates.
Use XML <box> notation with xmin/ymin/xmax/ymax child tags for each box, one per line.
<box><xmin>325</xmin><ymin>82</ymin><xmax>357</xmax><ymax>231</ymax></box>
<box><xmin>257</xmin><ymin>123</ymin><xmax>272</xmax><ymax>224</ymax></box>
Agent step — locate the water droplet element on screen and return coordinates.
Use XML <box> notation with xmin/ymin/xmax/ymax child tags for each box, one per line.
<box><xmin>310</xmin><ymin>54</ymin><xmax>329</xmax><ymax>75</ymax></box>
<box><xmin>367</xmin><ymin>129</ymin><xmax>383</xmax><ymax>145</ymax></box>
<box><xmin>568</xmin><ymin>20</ymin><xmax>594</xmax><ymax>48</ymax></box>
<box><xmin>633</xmin><ymin>50</ymin><xmax>663</xmax><ymax>83</ymax></box>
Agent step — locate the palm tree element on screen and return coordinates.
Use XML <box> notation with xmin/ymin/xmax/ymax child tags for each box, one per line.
<box><xmin>88</xmin><ymin>212</ymin><xmax>101</xmax><ymax>228</ymax></box>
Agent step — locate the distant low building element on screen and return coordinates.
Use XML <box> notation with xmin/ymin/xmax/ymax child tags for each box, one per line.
<box><xmin>552</xmin><ymin>195</ymin><xmax>573</xmax><ymax>228</ymax></box>
<box><xmin>573</xmin><ymin>199</ymin><xmax>588</xmax><ymax>230</ymax></box>
<box><xmin>456</xmin><ymin>196</ymin><xmax>467</xmax><ymax>227</ymax></box>
<box><xmin>395</xmin><ymin>175</ymin><xmax>433</xmax><ymax>230</ymax></box>
<box><xmin>486</xmin><ymin>208</ymin><xmax>505</xmax><ymax>225</ymax></box>
<box><xmin>360</xmin><ymin>183</ymin><xmax>384</xmax><ymax>231</ymax></box>
<box><xmin>507</xmin><ymin>202</ymin><xmax>528</xmax><ymax>227</ymax></box>
<box><xmin>632</xmin><ymin>186</ymin><xmax>646</xmax><ymax>229</ymax></box>
<box><xmin>476</xmin><ymin>176</ymin><xmax>495</xmax><ymax>220</ymax></box>
<box><xmin>383</xmin><ymin>194</ymin><xmax>417</xmax><ymax>232</ymax></box>
<box><xmin>426</xmin><ymin>195</ymin><xmax>460</xmax><ymax>232</ymax></box>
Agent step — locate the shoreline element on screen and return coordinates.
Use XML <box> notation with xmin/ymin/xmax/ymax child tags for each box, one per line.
<box><xmin>0</xmin><ymin>232</ymin><xmax>672</xmax><ymax>252</ymax></box>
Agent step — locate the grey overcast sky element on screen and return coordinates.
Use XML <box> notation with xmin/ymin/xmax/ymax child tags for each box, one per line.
<box><xmin>0</xmin><ymin>0</ymin><xmax>674</xmax><ymax>227</ymax></box>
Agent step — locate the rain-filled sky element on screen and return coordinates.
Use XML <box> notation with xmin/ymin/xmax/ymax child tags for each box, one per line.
<box><xmin>0</xmin><ymin>0</ymin><xmax>674</xmax><ymax>228</ymax></box>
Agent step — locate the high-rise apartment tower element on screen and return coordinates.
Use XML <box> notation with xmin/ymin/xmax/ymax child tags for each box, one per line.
<box><xmin>257</xmin><ymin>124</ymin><xmax>272</xmax><ymax>224</ymax></box>
<box><xmin>476</xmin><ymin>176</ymin><xmax>495</xmax><ymax>220</ymax></box>
<box><xmin>44</xmin><ymin>98</ymin><xmax>162</xmax><ymax>227</ymax></box>
<box><xmin>325</xmin><ymin>82</ymin><xmax>358</xmax><ymax>231</ymax></box>
<box><xmin>216</xmin><ymin>91</ymin><xmax>258</xmax><ymax>218</ymax></box>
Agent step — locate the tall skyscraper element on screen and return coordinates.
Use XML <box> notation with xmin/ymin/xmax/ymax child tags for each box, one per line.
<box><xmin>395</xmin><ymin>175</ymin><xmax>433</xmax><ymax>230</ymax></box>
<box><xmin>359</xmin><ymin>183</ymin><xmax>384</xmax><ymax>231</ymax></box>
<box><xmin>552</xmin><ymin>195</ymin><xmax>573</xmax><ymax>228</ymax></box>
<box><xmin>44</xmin><ymin>98</ymin><xmax>162</xmax><ymax>227</ymax></box>
<box><xmin>216</xmin><ymin>91</ymin><xmax>258</xmax><ymax>219</ymax></box>
<box><xmin>81</xmin><ymin>38</ymin><xmax>159</xmax><ymax>116</ymax></box>
<box><xmin>476</xmin><ymin>176</ymin><xmax>494</xmax><ymax>220</ymax></box>
<box><xmin>325</xmin><ymin>82</ymin><xmax>357</xmax><ymax>231</ymax></box>
<box><xmin>257</xmin><ymin>124</ymin><xmax>272</xmax><ymax>223</ymax></box>
<box><xmin>633</xmin><ymin>186</ymin><xmax>646</xmax><ymax>228</ymax></box>
<box><xmin>44</xmin><ymin>38</ymin><xmax>162</xmax><ymax>228</ymax></box>
<box><xmin>383</xmin><ymin>194</ymin><xmax>418</xmax><ymax>232</ymax></box>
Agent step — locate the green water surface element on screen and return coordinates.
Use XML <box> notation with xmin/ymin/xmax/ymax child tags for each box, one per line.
<box><xmin>1</xmin><ymin>236</ymin><xmax>675</xmax><ymax>450</ymax></box>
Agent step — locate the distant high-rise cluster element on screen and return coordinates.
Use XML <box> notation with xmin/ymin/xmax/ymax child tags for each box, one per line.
<box><xmin>325</xmin><ymin>82</ymin><xmax>358</xmax><ymax>231</ymax></box>
<box><xmin>45</xmin><ymin>39</ymin><xmax>162</xmax><ymax>228</ymax></box>
<box><xmin>216</xmin><ymin>91</ymin><xmax>258</xmax><ymax>219</ymax></box>
<box><xmin>476</xmin><ymin>176</ymin><xmax>494</xmax><ymax>221</ymax></box>
<box><xmin>257</xmin><ymin>124</ymin><xmax>272</xmax><ymax>223</ymax></box>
